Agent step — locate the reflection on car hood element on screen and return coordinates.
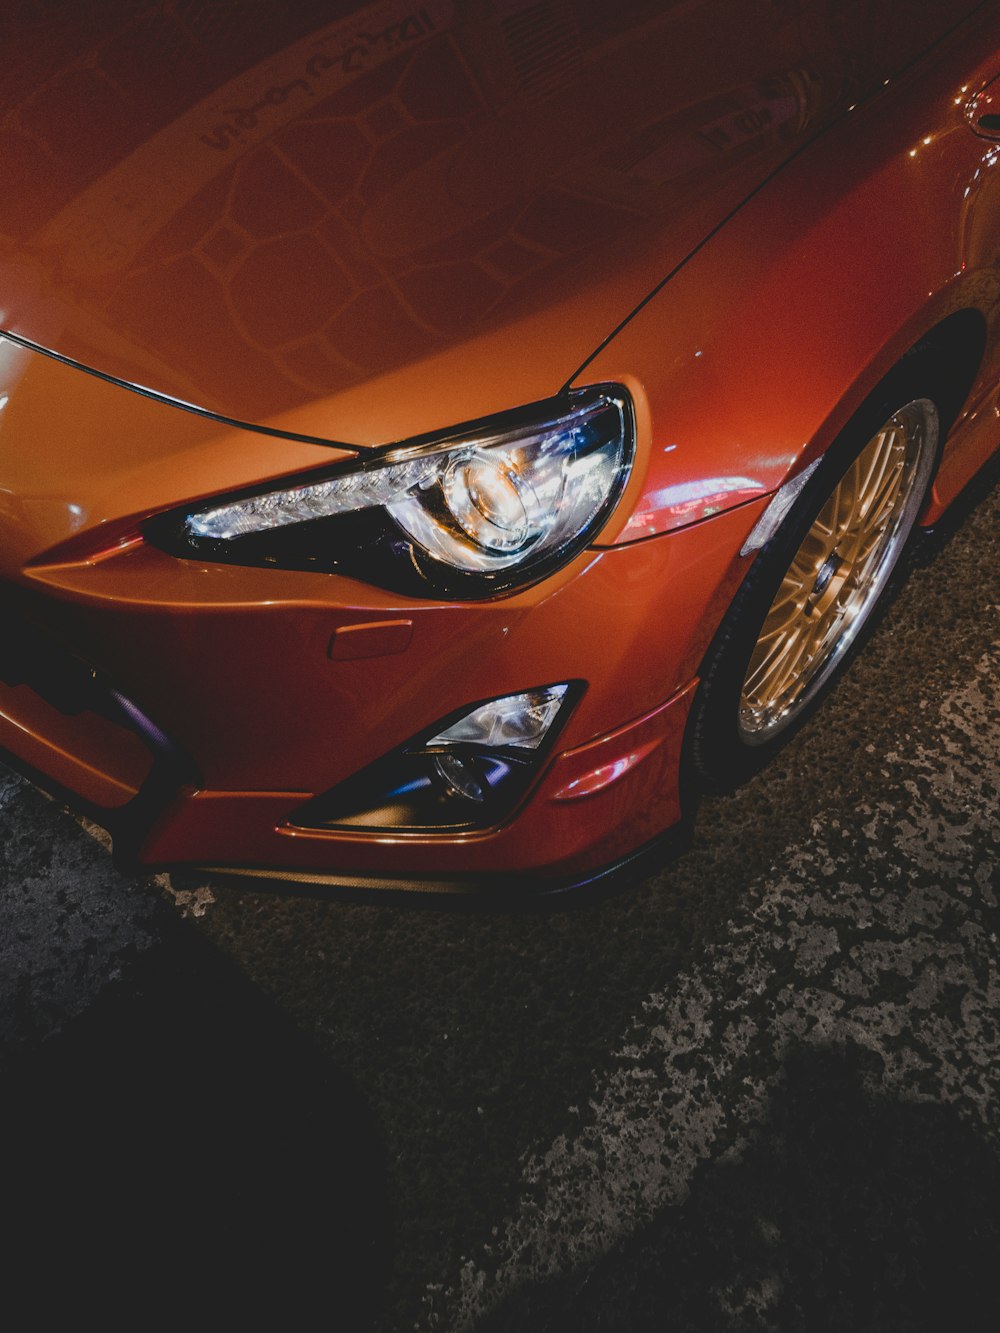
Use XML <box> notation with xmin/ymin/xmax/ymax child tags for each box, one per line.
<box><xmin>0</xmin><ymin>0</ymin><xmax>966</xmax><ymax>444</ymax></box>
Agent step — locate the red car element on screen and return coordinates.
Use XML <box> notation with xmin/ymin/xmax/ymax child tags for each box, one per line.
<box><xmin>1</xmin><ymin>0</ymin><xmax>998</xmax><ymax>897</ymax></box>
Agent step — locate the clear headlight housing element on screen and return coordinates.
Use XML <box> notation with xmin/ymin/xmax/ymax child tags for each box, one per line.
<box><xmin>147</xmin><ymin>387</ymin><xmax>633</xmax><ymax>597</ymax></box>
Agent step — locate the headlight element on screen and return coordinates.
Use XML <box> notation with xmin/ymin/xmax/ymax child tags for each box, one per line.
<box><xmin>147</xmin><ymin>386</ymin><xmax>633</xmax><ymax>597</ymax></box>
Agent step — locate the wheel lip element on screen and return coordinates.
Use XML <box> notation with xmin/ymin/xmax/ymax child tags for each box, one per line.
<box><xmin>736</xmin><ymin>396</ymin><xmax>939</xmax><ymax>746</ymax></box>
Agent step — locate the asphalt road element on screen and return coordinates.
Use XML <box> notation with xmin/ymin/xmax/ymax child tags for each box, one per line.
<box><xmin>2</xmin><ymin>464</ymin><xmax>999</xmax><ymax>1330</ymax></box>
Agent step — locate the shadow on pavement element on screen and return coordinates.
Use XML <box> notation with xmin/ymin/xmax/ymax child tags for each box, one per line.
<box><xmin>0</xmin><ymin>920</ymin><xmax>391</xmax><ymax>1329</ymax></box>
<box><xmin>481</xmin><ymin>1044</ymin><xmax>1000</xmax><ymax>1333</ymax></box>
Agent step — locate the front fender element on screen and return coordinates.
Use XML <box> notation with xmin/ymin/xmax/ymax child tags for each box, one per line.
<box><xmin>580</xmin><ymin>5</ymin><xmax>1000</xmax><ymax>545</ymax></box>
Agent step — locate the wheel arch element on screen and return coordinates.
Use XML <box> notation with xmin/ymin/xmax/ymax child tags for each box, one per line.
<box><xmin>684</xmin><ymin>376</ymin><xmax>943</xmax><ymax>792</ymax></box>
<box><xmin>898</xmin><ymin>308</ymin><xmax>987</xmax><ymax>438</ymax></box>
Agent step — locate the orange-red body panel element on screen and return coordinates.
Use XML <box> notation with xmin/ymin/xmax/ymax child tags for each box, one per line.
<box><xmin>0</xmin><ymin>677</ymin><xmax>151</xmax><ymax>808</ymax></box>
<box><xmin>0</xmin><ymin>0</ymin><xmax>985</xmax><ymax>440</ymax></box>
<box><xmin>2</xmin><ymin>2</ymin><xmax>1000</xmax><ymax>892</ymax></box>
<box><xmin>142</xmin><ymin>681</ymin><xmax>699</xmax><ymax>880</ymax></box>
<box><xmin>17</xmin><ymin>462</ymin><xmax>767</xmax><ymax>798</ymax></box>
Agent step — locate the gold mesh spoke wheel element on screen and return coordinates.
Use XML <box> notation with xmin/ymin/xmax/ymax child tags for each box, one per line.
<box><xmin>738</xmin><ymin>398</ymin><xmax>937</xmax><ymax>742</ymax></box>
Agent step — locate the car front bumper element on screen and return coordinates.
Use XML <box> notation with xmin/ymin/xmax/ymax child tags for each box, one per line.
<box><xmin>0</xmin><ymin>342</ymin><xmax>770</xmax><ymax>896</ymax></box>
<box><xmin>0</xmin><ymin>494</ymin><xmax>768</xmax><ymax>896</ymax></box>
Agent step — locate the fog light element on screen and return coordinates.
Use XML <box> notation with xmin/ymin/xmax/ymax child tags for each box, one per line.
<box><xmin>434</xmin><ymin>752</ymin><xmax>486</xmax><ymax>803</ymax></box>
<box><xmin>291</xmin><ymin>683</ymin><xmax>578</xmax><ymax>832</ymax></box>
<box><xmin>428</xmin><ymin>685</ymin><xmax>569</xmax><ymax>750</ymax></box>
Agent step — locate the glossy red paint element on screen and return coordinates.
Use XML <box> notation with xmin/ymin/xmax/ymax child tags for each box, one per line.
<box><xmin>1</xmin><ymin>1</ymin><xmax>999</xmax><ymax>895</ymax></box>
<box><xmin>140</xmin><ymin>680</ymin><xmax>699</xmax><ymax>882</ymax></box>
<box><xmin>586</xmin><ymin>17</ymin><xmax>1000</xmax><ymax>540</ymax></box>
<box><xmin>0</xmin><ymin>0</ymin><xmax>982</xmax><ymax>441</ymax></box>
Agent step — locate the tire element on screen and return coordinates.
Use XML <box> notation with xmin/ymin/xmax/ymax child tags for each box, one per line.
<box><xmin>688</xmin><ymin>366</ymin><xmax>941</xmax><ymax>793</ymax></box>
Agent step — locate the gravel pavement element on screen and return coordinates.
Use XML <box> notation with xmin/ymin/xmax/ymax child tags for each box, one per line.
<box><xmin>2</xmin><ymin>468</ymin><xmax>998</xmax><ymax>1330</ymax></box>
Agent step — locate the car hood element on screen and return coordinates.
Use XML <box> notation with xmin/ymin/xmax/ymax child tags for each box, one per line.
<box><xmin>0</xmin><ymin>0</ymin><xmax>965</xmax><ymax>446</ymax></box>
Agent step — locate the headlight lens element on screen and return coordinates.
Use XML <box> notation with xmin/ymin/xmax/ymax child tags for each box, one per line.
<box><xmin>149</xmin><ymin>387</ymin><xmax>633</xmax><ymax>597</ymax></box>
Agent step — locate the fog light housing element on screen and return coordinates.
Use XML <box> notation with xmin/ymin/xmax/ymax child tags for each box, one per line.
<box><xmin>291</xmin><ymin>684</ymin><xmax>577</xmax><ymax>832</ymax></box>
